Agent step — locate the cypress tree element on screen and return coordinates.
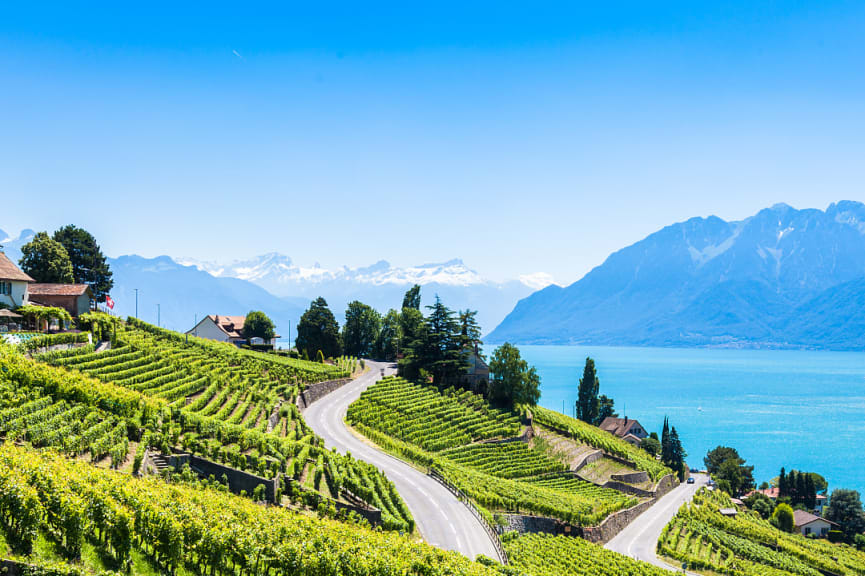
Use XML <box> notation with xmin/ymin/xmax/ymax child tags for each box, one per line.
<box><xmin>661</xmin><ymin>417</ymin><xmax>671</xmax><ymax>464</ymax></box>
<box><xmin>796</xmin><ymin>472</ymin><xmax>807</xmax><ymax>507</ymax></box>
<box><xmin>778</xmin><ymin>467</ymin><xmax>787</xmax><ymax>498</ymax></box>
<box><xmin>670</xmin><ymin>426</ymin><xmax>686</xmax><ymax>481</ymax></box>
<box><xmin>576</xmin><ymin>358</ymin><xmax>600</xmax><ymax>424</ymax></box>
<box><xmin>805</xmin><ymin>474</ymin><xmax>817</xmax><ymax>510</ymax></box>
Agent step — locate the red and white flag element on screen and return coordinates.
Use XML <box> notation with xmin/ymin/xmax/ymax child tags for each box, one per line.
<box><xmin>105</xmin><ymin>295</ymin><xmax>115</xmax><ymax>310</ymax></box>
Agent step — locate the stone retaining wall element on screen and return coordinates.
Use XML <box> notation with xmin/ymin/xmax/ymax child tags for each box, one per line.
<box><xmin>611</xmin><ymin>470</ymin><xmax>649</xmax><ymax>483</ymax></box>
<box><xmin>602</xmin><ymin>480</ymin><xmax>655</xmax><ymax>498</ymax></box>
<box><xmin>572</xmin><ymin>449</ymin><xmax>604</xmax><ymax>472</ymax></box>
<box><xmin>297</xmin><ymin>378</ymin><xmax>352</xmax><ymax>410</ymax></box>
<box><xmin>581</xmin><ymin>498</ymin><xmax>657</xmax><ymax>544</ymax></box>
<box><xmin>500</xmin><ymin>514</ymin><xmax>579</xmax><ymax>537</ymax></box>
<box><xmin>169</xmin><ymin>452</ymin><xmax>280</xmax><ymax>503</ymax></box>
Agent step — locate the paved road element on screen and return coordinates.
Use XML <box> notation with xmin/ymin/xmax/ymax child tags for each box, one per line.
<box><xmin>303</xmin><ymin>360</ymin><xmax>500</xmax><ymax>562</ymax></box>
<box><xmin>605</xmin><ymin>473</ymin><xmax>709</xmax><ymax>573</ymax></box>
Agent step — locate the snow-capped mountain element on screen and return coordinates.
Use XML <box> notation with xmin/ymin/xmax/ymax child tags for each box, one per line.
<box><xmin>0</xmin><ymin>229</ymin><xmax>36</xmax><ymax>263</ymax></box>
<box><xmin>489</xmin><ymin>201</ymin><xmax>865</xmax><ymax>349</ymax></box>
<box><xmin>178</xmin><ymin>254</ymin><xmax>550</xmax><ymax>333</ymax></box>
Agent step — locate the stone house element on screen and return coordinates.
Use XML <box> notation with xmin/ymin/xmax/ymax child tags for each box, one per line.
<box><xmin>793</xmin><ymin>509</ymin><xmax>839</xmax><ymax>537</ymax></box>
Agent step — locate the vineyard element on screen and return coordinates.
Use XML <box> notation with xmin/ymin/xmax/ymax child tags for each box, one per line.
<box><xmin>531</xmin><ymin>406</ymin><xmax>671</xmax><ymax>481</ymax></box>
<box><xmin>0</xmin><ymin>445</ymin><xmax>504</xmax><ymax>576</ymax></box>
<box><xmin>0</xmin><ymin>318</ymin><xmax>414</xmax><ymax>533</ymax></box>
<box><xmin>659</xmin><ymin>488</ymin><xmax>865</xmax><ymax>576</ymax></box>
<box><xmin>504</xmin><ymin>532</ymin><xmax>671</xmax><ymax>576</ymax></box>
<box><xmin>348</xmin><ymin>376</ymin><xmax>640</xmax><ymax>526</ymax></box>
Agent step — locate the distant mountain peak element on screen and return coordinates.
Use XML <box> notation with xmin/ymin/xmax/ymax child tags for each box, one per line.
<box><xmin>489</xmin><ymin>200</ymin><xmax>865</xmax><ymax>350</ymax></box>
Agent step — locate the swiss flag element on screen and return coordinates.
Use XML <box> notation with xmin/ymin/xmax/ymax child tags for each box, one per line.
<box><xmin>105</xmin><ymin>295</ymin><xmax>115</xmax><ymax>310</ymax></box>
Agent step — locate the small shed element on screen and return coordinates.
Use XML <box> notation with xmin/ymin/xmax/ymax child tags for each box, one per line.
<box><xmin>0</xmin><ymin>308</ymin><xmax>23</xmax><ymax>332</ymax></box>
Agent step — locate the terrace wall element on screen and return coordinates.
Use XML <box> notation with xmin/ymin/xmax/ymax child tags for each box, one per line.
<box><xmin>297</xmin><ymin>378</ymin><xmax>352</xmax><ymax>410</ymax></box>
<box><xmin>169</xmin><ymin>451</ymin><xmax>280</xmax><ymax>503</ymax></box>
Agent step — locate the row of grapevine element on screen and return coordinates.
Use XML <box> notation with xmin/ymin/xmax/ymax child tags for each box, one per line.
<box><xmin>347</xmin><ymin>377</ymin><xmax>521</xmax><ymax>451</ymax></box>
<box><xmin>441</xmin><ymin>442</ymin><xmax>567</xmax><ymax>479</ymax></box>
<box><xmin>531</xmin><ymin>406</ymin><xmax>671</xmax><ymax>481</ymax></box>
<box><xmin>504</xmin><ymin>532</ymin><xmax>671</xmax><ymax>576</ymax></box>
<box><xmin>659</xmin><ymin>488</ymin><xmax>865</xmax><ymax>576</ymax></box>
<box><xmin>0</xmin><ymin>444</ymin><xmax>496</xmax><ymax>576</ymax></box>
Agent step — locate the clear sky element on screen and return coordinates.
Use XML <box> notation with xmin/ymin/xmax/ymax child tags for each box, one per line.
<box><xmin>2</xmin><ymin>2</ymin><xmax>864</xmax><ymax>285</ymax></box>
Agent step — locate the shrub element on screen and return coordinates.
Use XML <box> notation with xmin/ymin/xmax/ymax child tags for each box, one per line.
<box><xmin>771</xmin><ymin>503</ymin><xmax>795</xmax><ymax>533</ymax></box>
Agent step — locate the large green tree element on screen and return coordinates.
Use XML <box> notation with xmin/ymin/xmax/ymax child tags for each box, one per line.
<box><xmin>295</xmin><ymin>297</ymin><xmax>341</xmax><ymax>359</ymax></box>
<box><xmin>826</xmin><ymin>489</ymin><xmax>865</xmax><ymax>540</ymax></box>
<box><xmin>19</xmin><ymin>232</ymin><xmax>74</xmax><ymax>284</ymax></box>
<box><xmin>402</xmin><ymin>284</ymin><xmax>421</xmax><ymax>310</ymax></box>
<box><xmin>420</xmin><ymin>296</ymin><xmax>467</xmax><ymax>386</ymax></box>
<box><xmin>53</xmin><ymin>225</ymin><xmax>114</xmax><ymax>303</ymax></box>
<box><xmin>342</xmin><ymin>301</ymin><xmax>382</xmax><ymax>358</ymax></box>
<box><xmin>575</xmin><ymin>357</ymin><xmax>600</xmax><ymax>425</ymax></box>
<box><xmin>668</xmin><ymin>426</ymin><xmax>688</xmax><ymax>482</ymax></box>
<box><xmin>597</xmin><ymin>394</ymin><xmax>617</xmax><ymax>422</ymax></box>
<box><xmin>242</xmin><ymin>310</ymin><xmax>275</xmax><ymax>342</ymax></box>
<box><xmin>458</xmin><ymin>309</ymin><xmax>483</xmax><ymax>349</ymax></box>
<box><xmin>488</xmin><ymin>342</ymin><xmax>541</xmax><ymax>408</ymax></box>
<box><xmin>772</xmin><ymin>503</ymin><xmax>796</xmax><ymax>533</ymax></box>
<box><xmin>376</xmin><ymin>309</ymin><xmax>402</xmax><ymax>361</ymax></box>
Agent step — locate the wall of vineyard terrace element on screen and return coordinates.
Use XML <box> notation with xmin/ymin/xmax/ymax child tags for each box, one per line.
<box><xmin>500</xmin><ymin>514</ymin><xmax>579</xmax><ymax>537</ymax></box>
<box><xmin>296</xmin><ymin>378</ymin><xmax>352</xmax><ymax>410</ymax></box>
<box><xmin>168</xmin><ymin>451</ymin><xmax>280</xmax><ymax>503</ymax></box>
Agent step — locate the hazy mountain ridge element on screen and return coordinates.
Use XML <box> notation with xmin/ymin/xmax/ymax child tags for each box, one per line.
<box><xmin>488</xmin><ymin>201</ymin><xmax>865</xmax><ymax>349</ymax></box>
<box><xmin>178</xmin><ymin>253</ymin><xmax>549</xmax><ymax>331</ymax></box>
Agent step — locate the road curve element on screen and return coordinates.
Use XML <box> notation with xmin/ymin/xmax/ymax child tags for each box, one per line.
<box><xmin>605</xmin><ymin>473</ymin><xmax>709</xmax><ymax>573</ymax></box>
<box><xmin>303</xmin><ymin>360</ymin><xmax>500</xmax><ymax>561</ymax></box>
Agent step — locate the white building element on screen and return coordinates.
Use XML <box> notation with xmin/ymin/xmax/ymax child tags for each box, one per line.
<box><xmin>186</xmin><ymin>314</ymin><xmax>279</xmax><ymax>347</ymax></box>
<box><xmin>0</xmin><ymin>251</ymin><xmax>33</xmax><ymax>308</ymax></box>
<box><xmin>793</xmin><ymin>509</ymin><xmax>839</xmax><ymax>537</ymax></box>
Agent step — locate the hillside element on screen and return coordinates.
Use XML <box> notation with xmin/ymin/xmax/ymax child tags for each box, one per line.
<box><xmin>489</xmin><ymin>201</ymin><xmax>865</xmax><ymax>349</ymax></box>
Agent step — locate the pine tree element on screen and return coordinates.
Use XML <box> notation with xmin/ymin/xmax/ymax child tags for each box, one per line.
<box><xmin>669</xmin><ymin>426</ymin><xmax>687</xmax><ymax>481</ymax></box>
<box><xmin>576</xmin><ymin>358</ymin><xmax>600</xmax><ymax>424</ymax></box>
<box><xmin>53</xmin><ymin>225</ymin><xmax>114</xmax><ymax>303</ymax></box>
<box><xmin>805</xmin><ymin>474</ymin><xmax>817</xmax><ymax>510</ymax></box>
<box><xmin>796</xmin><ymin>472</ymin><xmax>807</xmax><ymax>507</ymax></box>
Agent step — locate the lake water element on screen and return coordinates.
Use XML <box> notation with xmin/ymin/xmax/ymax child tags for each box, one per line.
<box><xmin>491</xmin><ymin>345</ymin><xmax>865</xmax><ymax>495</ymax></box>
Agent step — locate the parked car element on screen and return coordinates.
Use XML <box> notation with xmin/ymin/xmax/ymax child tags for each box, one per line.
<box><xmin>687</xmin><ymin>477</ymin><xmax>696</xmax><ymax>484</ymax></box>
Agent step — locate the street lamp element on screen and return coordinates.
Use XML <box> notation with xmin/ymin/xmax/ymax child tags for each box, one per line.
<box><xmin>157</xmin><ymin>303</ymin><xmax>161</xmax><ymax>328</ymax></box>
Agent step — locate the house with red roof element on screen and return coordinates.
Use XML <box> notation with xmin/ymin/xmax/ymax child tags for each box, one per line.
<box><xmin>599</xmin><ymin>416</ymin><xmax>648</xmax><ymax>447</ymax></box>
<box><xmin>28</xmin><ymin>283</ymin><xmax>93</xmax><ymax>317</ymax></box>
<box><xmin>0</xmin><ymin>251</ymin><xmax>33</xmax><ymax>309</ymax></box>
<box><xmin>186</xmin><ymin>314</ymin><xmax>279</xmax><ymax>347</ymax></box>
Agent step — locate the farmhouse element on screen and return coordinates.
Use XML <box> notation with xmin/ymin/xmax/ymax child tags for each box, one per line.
<box><xmin>186</xmin><ymin>314</ymin><xmax>279</xmax><ymax>347</ymax></box>
<box><xmin>463</xmin><ymin>346</ymin><xmax>490</xmax><ymax>393</ymax></box>
<box><xmin>793</xmin><ymin>509</ymin><xmax>838</xmax><ymax>537</ymax></box>
<box><xmin>28</xmin><ymin>283</ymin><xmax>93</xmax><ymax>317</ymax></box>
<box><xmin>0</xmin><ymin>251</ymin><xmax>33</xmax><ymax>308</ymax></box>
<box><xmin>599</xmin><ymin>416</ymin><xmax>648</xmax><ymax>447</ymax></box>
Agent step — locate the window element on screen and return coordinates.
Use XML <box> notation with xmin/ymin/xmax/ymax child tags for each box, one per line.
<box><xmin>804</xmin><ymin>527</ymin><xmax>811</xmax><ymax>535</ymax></box>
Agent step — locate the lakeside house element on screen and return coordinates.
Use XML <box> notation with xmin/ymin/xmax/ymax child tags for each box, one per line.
<box><xmin>0</xmin><ymin>251</ymin><xmax>33</xmax><ymax>308</ymax></box>
<box><xmin>599</xmin><ymin>416</ymin><xmax>649</xmax><ymax>447</ymax></box>
<box><xmin>745</xmin><ymin>487</ymin><xmax>828</xmax><ymax>515</ymax></box>
<box><xmin>186</xmin><ymin>314</ymin><xmax>279</xmax><ymax>347</ymax></box>
<box><xmin>28</xmin><ymin>283</ymin><xmax>93</xmax><ymax>317</ymax></box>
<box><xmin>793</xmin><ymin>509</ymin><xmax>839</xmax><ymax>537</ymax></box>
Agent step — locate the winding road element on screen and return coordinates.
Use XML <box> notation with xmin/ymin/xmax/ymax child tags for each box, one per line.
<box><xmin>303</xmin><ymin>360</ymin><xmax>500</xmax><ymax>561</ymax></box>
<box><xmin>605</xmin><ymin>473</ymin><xmax>709</xmax><ymax>573</ymax></box>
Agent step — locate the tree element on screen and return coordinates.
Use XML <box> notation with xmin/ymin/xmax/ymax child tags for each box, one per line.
<box><xmin>376</xmin><ymin>309</ymin><xmax>402</xmax><ymax>361</ymax></box>
<box><xmin>53</xmin><ymin>225</ymin><xmax>114</xmax><ymax>303</ymax></box>
<box><xmin>661</xmin><ymin>417</ymin><xmax>671</xmax><ymax>464</ymax></box>
<box><xmin>744</xmin><ymin>492</ymin><xmax>774</xmax><ymax>519</ymax></box>
<box><xmin>826</xmin><ymin>489</ymin><xmax>865</xmax><ymax>540</ymax></box>
<box><xmin>342</xmin><ymin>301</ymin><xmax>382</xmax><ymax>358</ymax></box>
<box><xmin>804</xmin><ymin>474</ymin><xmax>817</xmax><ymax>510</ymax></box>
<box><xmin>668</xmin><ymin>426</ymin><xmax>687</xmax><ymax>482</ymax></box>
<box><xmin>771</xmin><ymin>503</ymin><xmax>796</xmax><ymax>533</ymax></box>
<box><xmin>641</xmin><ymin>436</ymin><xmax>661</xmax><ymax>457</ymax></box>
<box><xmin>242</xmin><ymin>311</ymin><xmax>275</xmax><ymax>341</ymax></box>
<box><xmin>575</xmin><ymin>358</ymin><xmax>600</xmax><ymax>425</ymax></box>
<box><xmin>597</xmin><ymin>394</ymin><xmax>617</xmax><ymax>422</ymax></box>
<box><xmin>420</xmin><ymin>296</ymin><xmax>467</xmax><ymax>386</ymax></box>
<box><xmin>402</xmin><ymin>284</ymin><xmax>421</xmax><ymax>310</ymax></box>
<box><xmin>488</xmin><ymin>343</ymin><xmax>540</xmax><ymax>408</ymax></box>
<box><xmin>704</xmin><ymin>446</ymin><xmax>754</xmax><ymax>495</ymax></box>
<box><xmin>397</xmin><ymin>307</ymin><xmax>427</xmax><ymax>380</ymax></box>
<box><xmin>19</xmin><ymin>232</ymin><xmax>74</xmax><ymax>284</ymax></box>
<box><xmin>458</xmin><ymin>309</ymin><xmax>483</xmax><ymax>349</ymax></box>
<box><xmin>704</xmin><ymin>446</ymin><xmax>742</xmax><ymax>475</ymax></box>
<box><xmin>295</xmin><ymin>297</ymin><xmax>341</xmax><ymax>359</ymax></box>
<box><xmin>778</xmin><ymin>468</ymin><xmax>788</xmax><ymax>499</ymax></box>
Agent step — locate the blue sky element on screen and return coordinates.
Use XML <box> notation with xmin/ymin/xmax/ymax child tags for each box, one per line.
<box><xmin>1</xmin><ymin>2</ymin><xmax>864</xmax><ymax>284</ymax></box>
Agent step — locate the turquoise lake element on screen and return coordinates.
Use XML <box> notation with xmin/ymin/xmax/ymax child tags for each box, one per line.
<box><xmin>491</xmin><ymin>345</ymin><xmax>865</xmax><ymax>495</ymax></box>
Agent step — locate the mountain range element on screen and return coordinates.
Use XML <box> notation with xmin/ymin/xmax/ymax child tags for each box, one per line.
<box><xmin>177</xmin><ymin>254</ymin><xmax>545</xmax><ymax>333</ymax></box>
<box><xmin>488</xmin><ymin>201</ymin><xmax>865</xmax><ymax>350</ymax></box>
<box><xmin>1</xmin><ymin>228</ymin><xmax>545</xmax><ymax>337</ymax></box>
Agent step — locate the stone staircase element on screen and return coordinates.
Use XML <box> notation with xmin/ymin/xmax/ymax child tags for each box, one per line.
<box><xmin>149</xmin><ymin>452</ymin><xmax>171</xmax><ymax>474</ymax></box>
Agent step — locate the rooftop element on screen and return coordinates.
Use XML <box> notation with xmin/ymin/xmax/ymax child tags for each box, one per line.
<box><xmin>28</xmin><ymin>284</ymin><xmax>91</xmax><ymax>297</ymax></box>
<box><xmin>0</xmin><ymin>252</ymin><xmax>34</xmax><ymax>283</ymax></box>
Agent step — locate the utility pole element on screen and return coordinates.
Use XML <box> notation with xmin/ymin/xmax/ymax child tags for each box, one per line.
<box><xmin>134</xmin><ymin>288</ymin><xmax>139</xmax><ymax>319</ymax></box>
<box><xmin>157</xmin><ymin>303</ymin><xmax>161</xmax><ymax>328</ymax></box>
